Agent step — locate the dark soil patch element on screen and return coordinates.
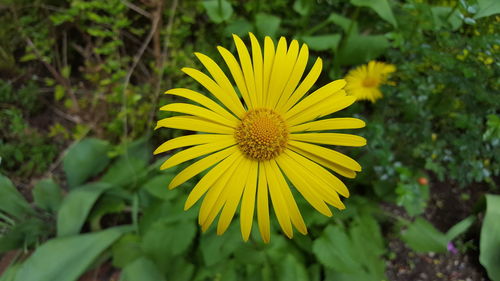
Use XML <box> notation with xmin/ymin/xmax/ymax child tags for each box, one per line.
<box><xmin>385</xmin><ymin>177</ymin><xmax>496</xmax><ymax>281</ymax></box>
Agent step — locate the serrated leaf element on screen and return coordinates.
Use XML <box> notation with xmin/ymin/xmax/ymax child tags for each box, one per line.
<box><xmin>301</xmin><ymin>34</ymin><xmax>341</xmax><ymax>51</ymax></box>
<box><xmin>0</xmin><ymin>174</ymin><xmax>33</xmax><ymax>219</ymax></box>
<box><xmin>14</xmin><ymin>226</ymin><xmax>131</xmax><ymax>281</ymax></box>
<box><xmin>202</xmin><ymin>0</ymin><xmax>233</xmax><ymax>23</ymax></box>
<box><xmin>350</xmin><ymin>0</ymin><xmax>397</xmax><ymax>27</ymax></box>
<box><xmin>32</xmin><ymin>178</ymin><xmax>63</xmax><ymax>213</ymax></box>
<box><xmin>63</xmin><ymin>138</ymin><xmax>111</xmax><ymax>188</ymax></box>
<box><xmin>255</xmin><ymin>13</ymin><xmax>281</xmax><ymax>38</ymax></box>
<box><xmin>480</xmin><ymin>194</ymin><xmax>500</xmax><ymax>281</ymax></box>
<box><xmin>401</xmin><ymin>217</ymin><xmax>448</xmax><ymax>253</ymax></box>
<box><xmin>57</xmin><ymin>182</ymin><xmax>113</xmax><ymax>237</ymax></box>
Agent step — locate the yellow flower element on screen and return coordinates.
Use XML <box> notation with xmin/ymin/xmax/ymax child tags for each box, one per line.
<box><xmin>345</xmin><ymin>61</ymin><xmax>396</xmax><ymax>103</ymax></box>
<box><xmin>154</xmin><ymin>33</ymin><xmax>366</xmax><ymax>243</ymax></box>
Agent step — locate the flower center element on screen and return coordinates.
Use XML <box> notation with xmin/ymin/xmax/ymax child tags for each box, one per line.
<box><xmin>234</xmin><ymin>108</ymin><xmax>288</xmax><ymax>161</ymax></box>
<box><xmin>362</xmin><ymin>77</ymin><xmax>380</xmax><ymax>88</ymax></box>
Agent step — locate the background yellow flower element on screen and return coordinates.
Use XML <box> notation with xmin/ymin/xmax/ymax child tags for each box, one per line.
<box><xmin>345</xmin><ymin>61</ymin><xmax>396</xmax><ymax>103</ymax></box>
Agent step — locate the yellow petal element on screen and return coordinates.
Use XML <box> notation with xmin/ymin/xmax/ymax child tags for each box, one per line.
<box><xmin>262</xmin><ymin>36</ymin><xmax>275</xmax><ymax>107</ymax></box>
<box><xmin>275</xmin><ymin>43</ymin><xmax>309</xmax><ymax>110</ymax></box>
<box><xmin>288</xmin><ymin>140</ymin><xmax>361</xmax><ymax>172</ymax></box>
<box><xmin>182</xmin><ymin>67</ymin><xmax>245</xmax><ymax>117</ymax></box>
<box><xmin>154</xmin><ymin>134</ymin><xmax>233</xmax><ymax>155</ymax></box>
<box><xmin>240</xmin><ymin>161</ymin><xmax>258</xmax><ymax>241</ymax></box>
<box><xmin>165</xmin><ymin>88</ymin><xmax>238</xmax><ymax>123</ymax></box>
<box><xmin>279</xmin><ymin>57</ymin><xmax>322</xmax><ymax>113</ymax></box>
<box><xmin>290</xmin><ymin>133</ymin><xmax>366</xmax><ymax>147</ymax></box>
<box><xmin>200</xmin><ymin>155</ymin><xmax>245</xmax><ymax>230</ymax></box>
<box><xmin>264</xmin><ymin>161</ymin><xmax>293</xmax><ymax>238</ymax></box>
<box><xmin>257</xmin><ymin>163</ymin><xmax>271</xmax><ymax>243</ymax></box>
<box><xmin>233</xmin><ymin>34</ymin><xmax>257</xmax><ymax>109</ymax></box>
<box><xmin>249</xmin><ymin>32</ymin><xmax>264</xmax><ymax>108</ymax></box>
<box><xmin>217</xmin><ymin>157</ymin><xmax>252</xmax><ymax>235</ymax></box>
<box><xmin>194</xmin><ymin>52</ymin><xmax>246</xmax><ymax>116</ymax></box>
<box><xmin>217</xmin><ymin>46</ymin><xmax>253</xmax><ymax>109</ymax></box>
<box><xmin>287</xmin><ymin>94</ymin><xmax>356</xmax><ymax>126</ymax></box>
<box><xmin>160</xmin><ymin>103</ymin><xmax>237</xmax><ymax>127</ymax></box>
<box><xmin>290</xmin><ymin>117</ymin><xmax>366</xmax><ymax>133</ymax></box>
<box><xmin>285</xmin><ymin>149</ymin><xmax>350</xmax><ymax>197</ymax></box>
<box><xmin>267</xmin><ymin>37</ymin><xmax>289</xmax><ymax>109</ymax></box>
<box><xmin>285</xmin><ymin>79</ymin><xmax>346</xmax><ymax>120</ymax></box>
<box><xmin>290</xmin><ymin>145</ymin><xmax>357</xmax><ymax>179</ymax></box>
<box><xmin>160</xmin><ymin>139</ymin><xmax>235</xmax><ymax>170</ymax></box>
<box><xmin>269</xmin><ymin>159</ymin><xmax>307</xmax><ymax>235</ymax></box>
<box><xmin>156</xmin><ymin>116</ymin><xmax>233</xmax><ymax>134</ymax></box>
<box><xmin>276</xmin><ymin>153</ymin><xmax>332</xmax><ymax>217</ymax></box>
<box><xmin>168</xmin><ymin>145</ymin><xmax>238</xmax><ymax>189</ymax></box>
<box><xmin>184</xmin><ymin>151</ymin><xmax>243</xmax><ymax>211</ymax></box>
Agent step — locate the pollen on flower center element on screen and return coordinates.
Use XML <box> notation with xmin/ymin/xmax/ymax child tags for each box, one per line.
<box><xmin>234</xmin><ymin>108</ymin><xmax>288</xmax><ymax>161</ymax></box>
<box><xmin>362</xmin><ymin>77</ymin><xmax>380</xmax><ymax>88</ymax></box>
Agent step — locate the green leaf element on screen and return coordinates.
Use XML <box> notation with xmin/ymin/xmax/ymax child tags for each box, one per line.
<box><xmin>312</xmin><ymin>216</ymin><xmax>386</xmax><ymax>280</ymax></box>
<box><xmin>350</xmin><ymin>0</ymin><xmax>397</xmax><ymax>27</ymax></box>
<box><xmin>14</xmin><ymin>227</ymin><xmax>131</xmax><ymax>281</ymax></box>
<box><xmin>327</xmin><ymin>13</ymin><xmax>357</xmax><ymax>33</ymax></box>
<box><xmin>401</xmin><ymin>217</ymin><xmax>448</xmax><ymax>253</ymax></box>
<box><xmin>445</xmin><ymin>215</ymin><xmax>475</xmax><ymax>241</ymax></box>
<box><xmin>63</xmin><ymin>138</ymin><xmax>111</xmax><ymax>188</ymax></box>
<box><xmin>396</xmin><ymin>181</ymin><xmax>429</xmax><ymax>216</ymax></box>
<box><xmin>202</xmin><ymin>0</ymin><xmax>233</xmax><ymax>23</ymax></box>
<box><xmin>480</xmin><ymin>194</ymin><xmax>500</xmax><ymax>281</ymax></box>
<box><xmin>301</xmin><ymin>34</ymin><xmax>341</xmax><ymax>51</ymax></box>
<box><xmin>255</xmin><ymin>13</ymin><xmax>281</xmax><ymax>38</ymax></box>
<box><xmin>32</xmin><ymin>178</ymin><xmax>63</xmax><ymax>213</ymax></box>
<box><xmin>200</xmin><ymin>224</ymin><xmax>242</xmax><ymax>266</ymax></box>
<box><xmin>111</xmin><ymin>234</ymin><xmax>143</xmax><ymax>268</ymax></box>
<box><xmin>336</xmin><ymin>34</ymin><xmax>389</xmax><ymax>66</ymax></box>
<box><xmin>224</xmin><ymin>19</ymin><xmax>253</xmax><ymax>37</ymax></box>
<box><xmin>293</xmin><ymin>0</ymin><xmax>313</xmax><ymax>16</ymax></box>
<box><xmin>279</xmin><ymin>254</ymin><xmax>309</xmax><ymax>281</ymax></box>
<box><xmin>57</xmin><ymin>182</ymin><xmax>113</xmax><ymax>237</ymax></box>
<box><xmin>142</xmin><ymin>174</ymin><xmax>177</xmax><ymax>201</ymax></box>
<box><xmin>430</xmin><ymin>6</ymin><xmax>463</xmax><ymax>31</ymax></box>
<box><xmin>141</xmin><ymin>220</ymin><xmax>196</xmax><ymax>266</ymax></box>
<box><xmin>0</xmin><ymin>218</ymin><xmax>49</xmax><ymax>253</ymax></box>
<box><xmin>122</xmin><ymin>257</ymin><xmax>166</xmax><ymax>281</ymax></box>
<box><xmin>0</xmin><ymin>263</ymin><xmax>21</xmax><ymax>281</ymax></box>
<box><xmin>475</xmin><ymin>0</ymin><xmax>500</xmax><ymax>19</ymax></box>
<box><xmin>101</xmin><ymin>138</ymin><xmax>151</xmax><ymax>188</ymax></box>
<box><xmin>0</xmin><ymin>174</ymin><xmax>32</xmax><ymax>219</ymax></box>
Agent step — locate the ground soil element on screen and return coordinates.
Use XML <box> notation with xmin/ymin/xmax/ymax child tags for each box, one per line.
<box><xmin>384</xmin><ymin>176</ymin><xmax>497</xmax><ymax>281</ymax></box>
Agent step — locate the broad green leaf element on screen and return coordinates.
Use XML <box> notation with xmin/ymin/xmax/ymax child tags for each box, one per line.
<box><xmin>445</xmin><ymin>215</ymin><xmax>475</xmax><ymax>241</ymax></box>
<box><xmin>350</xmin><ymin>0</ymin><xmax>397</xmax><ymax>27</ymax></box>
<box><xmin>202</xmin><ymin>0</ymin><xmax>233</xmax><ymax>23</ymax></box>
<box><xmin>336</xmin><ymin>34</ymin><xmax>389</xmax><ymax>66</ymax></box>
<box><xmin>62</xmin><ymin>138</ymin><xmax>111</xmax><ymax>188</ymax></box>
<box><xmin>142</xmin><ymin>174</ymin><xmax>177</xmax><ymax>201</ymax></box>
<box><xmin>475</xmin><ymin>0</ymin><xmax>500</xmax><ymax>19</ymax></box>
<box><xmin>122</xmin><ymin>257</ymin><xmax>166</xmax><ymax>281</ymax></box>
<box><xmin>401</xmin><ymin>217</ymin><xmax>448</xmax><ymax>253</ymax></box>
<box><xmin>101</xmin><ymin>138</ymin><xmax>151</xmax><ymax>188</ymax></box>
<box><xmin>301</xmin><ymin>34</ymin><xmax>341</xmax><ymax>51</ymax></box>
<box><xmin>327</xmin><ymin>13</ymin><xmax>357</xmax><ymax>33</ymax></box>
<box><xmin>255</xmin><ymin>13</ymin><xmax>281</xmax><ymax>38</ymax></box>
<box><xmin>0</xmin><ymin>174</ymin><xmax>33</xmax><ymax>219</ymax></box>
<box><xmin>0</xmin><ymin>218</ymin><xmax>49</xmax><ymax>253</ymax></box>
<box><xmin>14</xmin><ymin>226</ymin><xmax>131</xmax><ymax>281</ymax></box>
<box><xmin>224</xmin><ymin>19</ymin><xmax>253</xmax><ymax>37</ymax></box>
<box><xmin>293</xmin><ymin>0</ymin><xmax>313</xmax><ymax>16</ymax></box>
<box><xmin>480</xmin><ymin>194</ymin><xmax>500</xmax><ymax>281</ymax></box>
<box><xmin>32</xmin><ymin>178</ymin><xmax>63</xmax><ymax>213</ymax></box>
<box><xmin>112</xmin><ymin>234</ymin><xmax>143</xmax><ymax>268</ymax></box>
<box><xmin>165</xmin><ymin>259</ymin><xmax>194</xmax><ymax>281</ymax></box>
<box><xmin>312</xmin><ymin>216</ymin><xmax>386</xmax><ymax>280</ymax></box>
<box><xmin>57</xmin><ymin>182</ymin><xmax>113</xmax><ymax>237</ymax></box>
<box><xmin>278</xmin><ymin>254</ymin><xmax>309</xmax><ymax>281</ymax></box>
<box><xmin>0</xmin><ymin>263</ymin><xmax>21</xmax><ymax>281</ymax></box>
<box><xmin>141</xmin><ymin>220</ymin><xmax>196</xmax><ymax>266</ymax></box>
<box><xmin>200</xmin><ymin>224</ymin><xmax>242</xmax><ymax>266</ymax></box>
<box><xmin>88</xmin><ymin>195</ymin><xmax>126</xmax><ymax>230</ymax></box>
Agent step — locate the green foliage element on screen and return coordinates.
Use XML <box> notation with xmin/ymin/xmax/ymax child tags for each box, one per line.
<box><xmin>33</xmin><ymin>178</ymin><xmax>63</xmax><ymax>213</ymax></box>
<box><xmin>480</xmin><ymin>194</ymin><xmax>500</xmax><ymax>281</ymax></box>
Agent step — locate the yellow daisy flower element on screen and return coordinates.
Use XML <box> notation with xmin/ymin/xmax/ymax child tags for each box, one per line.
<box><xmin>154</xmin><ymin>33</ymin><xmax>366</xmax><ymax>243</ymax></box>
<box><xmin>345</xmin><ymin>60</ymin><xmax>396</xmax><ymax>103</ymax></box>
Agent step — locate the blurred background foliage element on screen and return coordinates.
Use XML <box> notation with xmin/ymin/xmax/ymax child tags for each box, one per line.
<box><xmin>0</xmin><ymin>0</ymin><xmax>499</xmax><ymax>280</ymax></box>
